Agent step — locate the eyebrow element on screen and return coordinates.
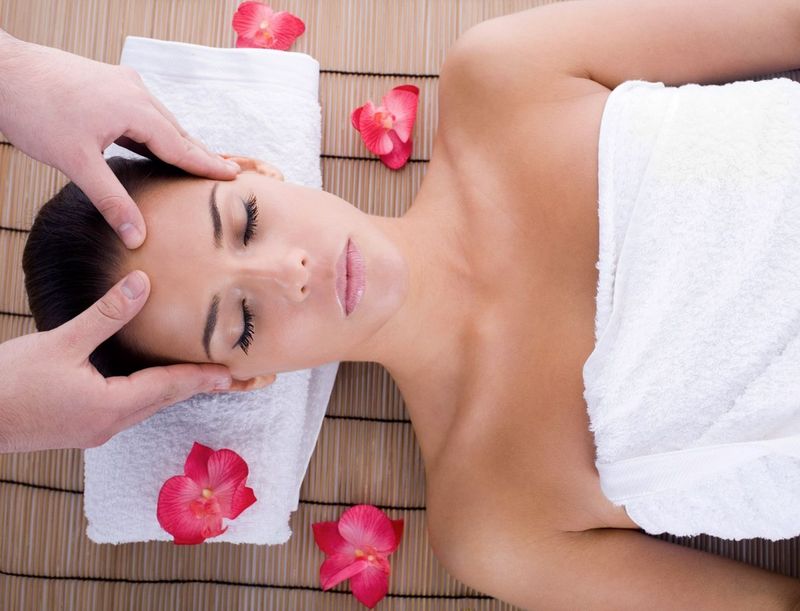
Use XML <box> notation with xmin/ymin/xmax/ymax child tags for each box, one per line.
<box><xmin>203</xmin><ymin>294</ymin><xmax>220</xmax><ymax>360</ymax></box>
<box><xmin>202</xmin><ymin>182</ymin><xmax>224</xmax><ymax>360</ymax></box>
<box><xmin>210</xmin><ymin>181</ymin><xmax>222</xmax><ymax>248</ymax></box>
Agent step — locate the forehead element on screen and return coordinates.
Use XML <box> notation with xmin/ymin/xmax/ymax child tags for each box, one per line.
<box><xmin>120</xmin><ymin>176</ymin><xmax>219</xmax><ymax>363</ymax></box>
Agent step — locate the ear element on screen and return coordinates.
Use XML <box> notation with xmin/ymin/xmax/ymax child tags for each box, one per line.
<box><xmin>218</xmin><ymin>153</ymin><xmax>284</xmax><ymax>181</ymax></box>
<box><xmin>226</xmin><ymin>373</ymin><xmax>277</xmax><ymax>392</ymax></box>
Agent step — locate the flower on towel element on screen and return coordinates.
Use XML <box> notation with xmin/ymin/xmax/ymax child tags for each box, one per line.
<box><xmin>157</xmin><ymin>442</ymin><xmax>257</xmax><ymax>545</ymax></box>
<box><xmin>312</xmin><ymin>504</ymin><xmax>404</xmax><ymax>608</ymax></box>
<box><xmin>351</xmin><ymin>85</ymin><xmax>420</xmax><ymax>170</ymax></box>
<box><xmin>232</xmin><ymin>1</ymin><xmax>306</xmax><ymax>50</ymax></box>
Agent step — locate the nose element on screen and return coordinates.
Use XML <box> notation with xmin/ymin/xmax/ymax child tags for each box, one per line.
<box><xmin>241</xmin><ymin>246</ymin><xmax>310</xmax><ymax>302</ymax></box>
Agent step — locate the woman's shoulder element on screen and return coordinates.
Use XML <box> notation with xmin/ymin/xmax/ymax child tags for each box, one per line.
<box><xmin>438</xmin><ymin>25</ymin><xmax>608</xmax><ymax>123</ymax></box>
<box><xmin>435</xmin><ymin>36</ymin><xmax>609</xmax><ymax>179</ymax></box>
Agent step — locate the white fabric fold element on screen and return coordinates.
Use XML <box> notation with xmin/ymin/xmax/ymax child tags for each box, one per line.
<box><xmin>84</xmin><ymin>36</ymin><xmax>338</xmax><ymax>545</ymax></box>
<box><xmin>584</xmin><ymin>77</ymin><xmax>800</xmax><ymax>540</ymax></box>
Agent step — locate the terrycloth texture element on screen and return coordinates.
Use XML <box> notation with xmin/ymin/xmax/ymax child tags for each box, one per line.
<box><xmin>583</xmin><ymin>78</ymin><xmax>800</xmax><ymax>541</ymax></box>
<box><xmin>85</xmin><ymin>36</ymin><xmax>338</xmax><ymax>545</ymax></box>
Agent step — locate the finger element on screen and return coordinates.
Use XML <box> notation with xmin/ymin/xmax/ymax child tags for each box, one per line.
<box><xmin>104</xmin><ymin>362</ymin><xmax>232</xmax><ymax>433</ymax></box>
<box><xmin>71</xmin><ymin>152</ymin><xmax>147</xmax><ymax>248</ymax></box>
<box><xmin>58</xmin><ymin>270</ymin><xmax>150</xmax><ymax>358</ymax></box>
<box><xmin>114</xmin><ymin>135</ymin><xmax>158</xmax><ymax>161</ymax></box>
<box><xmin>143</xmin><ymin>95</ymin><xmax>212</xmax><ymax>158</ymax></box>
<box><xmin>126</xmin><ymin>106</ymin><xmax>239</xmax><ymax>180</ymax></box>
<box><xmin>146</xmin><ymin>90</ymin><xmax>189</xmax><ymax>138</ymax></box>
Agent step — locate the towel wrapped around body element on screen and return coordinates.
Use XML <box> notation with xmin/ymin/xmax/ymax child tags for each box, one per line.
<box><xmin>583</xmin><ymin>77</ymin><xmax>800</xmax><ymax>541</ymax></box>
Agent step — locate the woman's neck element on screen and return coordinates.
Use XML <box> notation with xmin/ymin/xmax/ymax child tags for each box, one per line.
<box><xmin>354</xmin><ymin>162</ymin><xmax>478</xmax><ymax>469</ymax></box>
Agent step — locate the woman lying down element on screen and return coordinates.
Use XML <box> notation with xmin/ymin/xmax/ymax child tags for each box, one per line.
<box><xmin>21</xmin><ymin>0</ymin><xmax>800</xmax><ymax>608</ymax></box>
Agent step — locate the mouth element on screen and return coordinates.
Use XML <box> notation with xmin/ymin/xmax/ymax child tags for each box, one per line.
<box><xmin>335</xmin><ymin>238</ymin><xmax>365</xmax><ymax>317</ymax></box>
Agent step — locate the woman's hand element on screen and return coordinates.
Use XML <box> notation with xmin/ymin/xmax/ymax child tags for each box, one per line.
<box><xmin>0</xmin><ymin>29</ymin><xmax>240</xmax><ymax>249</ymax></box>
<box><xmin>0</xmin><ymin>271</ymin><xmax>232</xmax><ymax>453</ymax></box>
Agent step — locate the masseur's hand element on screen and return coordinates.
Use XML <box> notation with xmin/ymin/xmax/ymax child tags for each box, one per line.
<box><xmin>0</xmin><ymin>28</ymin><xmax>240</xmax><ymax>249</ymax></box>
<box><xmin>0</xmin><ymin>271</ymin><xmax>232</xmax><ymax>453</ymax></box>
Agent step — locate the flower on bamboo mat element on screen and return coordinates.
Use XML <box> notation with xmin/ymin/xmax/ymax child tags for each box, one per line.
<box><xmin>157</xmin><ymin>442</ymin><xmax>256</xmax><ymax>545</ymax></box>
<box><xmin>351</xmin><ymin>85</ymin><xmax>420</xmax><ymax>170</ymax></box>
<box><xmin>232</xmin><ymin>1</ymin><xmax>306</xmax><ymax>50</ymax></box>
<box><xmin>312</xmin><ymin>504</ymin><xmax>405</xmax><ymax>608</ymax></box>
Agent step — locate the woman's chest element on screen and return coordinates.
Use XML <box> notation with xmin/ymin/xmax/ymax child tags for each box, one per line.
<box><xmin>428</xmin><ymin>87</ymin><xmax>637</xmax><ymax>533</ymax></box>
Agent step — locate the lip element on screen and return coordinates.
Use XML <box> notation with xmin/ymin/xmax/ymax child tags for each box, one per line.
<box><xmin>335</xmin><ymin>238</ymin><xmax>365</xmax><ymax>317</ymax></box>
<box><xmin>335</xmin><ymin>242</ymin><xmax>348</xmax><ymax>316</ymax></box>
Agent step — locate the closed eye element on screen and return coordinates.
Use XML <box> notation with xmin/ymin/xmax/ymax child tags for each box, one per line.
<box><xmin>236</xmin><ymin>298</ymin><xmax>255</xmax><ymax>354</ymax></box>
<box><xmin>243</xmin><ymin>192</ymin><xmax>258</xmax><ymax>245</ymax></box>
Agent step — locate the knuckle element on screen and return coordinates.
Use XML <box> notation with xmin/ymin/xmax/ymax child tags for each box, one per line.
<box><xmin>93</xmin><ymin>193</ymin><xmax>123</xmax><ymax>216</ymax></box>
<box><xmin>96</xmin><ymin>294</ymin><xmax>126</xmax><ymax>322</ymax></box>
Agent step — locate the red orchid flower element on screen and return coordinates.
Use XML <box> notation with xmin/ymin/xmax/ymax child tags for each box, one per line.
<box><xmin>157</xmin><ymin>442</ymin><xmax>257</xmax><ymax>545</ymax></box>
<box><xmin>312</xmin><ymin>504</ymin><xmax>404</xmax><ymax>609</ymax></box>
<box><xmin>351</xmin><ymin>85</ymin><xmax>420</xmax><ymax>170</ymax></box>
<box><xmin>232</xmin><ymin>1</ymin><xmax>305</xmax><ymax>50</ymax></box>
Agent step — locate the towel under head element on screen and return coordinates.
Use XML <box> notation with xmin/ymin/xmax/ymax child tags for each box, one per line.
<box><xmin>84</xmin><ymin>36</ymin><xmax>338</xmax><ymax>545</ymax></box>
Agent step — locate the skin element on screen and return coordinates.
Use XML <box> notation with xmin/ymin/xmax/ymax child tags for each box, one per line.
<box><xmin>121</xmin><ymin>155</ymin><xmax>476</xmax><ymax>412</ymax></box>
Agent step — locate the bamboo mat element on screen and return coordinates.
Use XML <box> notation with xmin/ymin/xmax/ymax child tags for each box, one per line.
<box><xmin>2</xmin><ymin>0</ymin><xmax>800</xmax><ymax>609</ymax></box>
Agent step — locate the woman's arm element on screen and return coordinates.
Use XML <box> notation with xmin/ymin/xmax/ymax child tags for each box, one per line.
<box><xmin>447</xmin><ymin>0</ymin><xmax>800</xmax><ymax>91</ymax></box>
<box><xmin>440</xmin><ymin>521</ymin><xmax>800</xmax><ymax>610</ymax></box>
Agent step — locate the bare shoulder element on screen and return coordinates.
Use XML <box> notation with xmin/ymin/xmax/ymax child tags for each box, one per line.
<box><xmin>437</xmin><ymin>18</ymin><xmax>609</xmax><ymax>157</ymax></box>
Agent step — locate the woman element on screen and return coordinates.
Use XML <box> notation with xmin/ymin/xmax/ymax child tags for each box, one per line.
<box><xmin>21</xmin><ymin>0</ymin><xmax>800</xmax><ymax>608</ymax></box>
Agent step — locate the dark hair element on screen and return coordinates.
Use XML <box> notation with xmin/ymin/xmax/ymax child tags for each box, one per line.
<box><xmin>22</xmin><ymin>155</ymin><xmax>191</xmax><ymax>377</ymax></box>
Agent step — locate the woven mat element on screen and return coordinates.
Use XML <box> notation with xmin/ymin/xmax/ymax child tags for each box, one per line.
<box><xmin>2</xmin><ymin>1</ymin><xmax>800</xmax><ymax>609</ymax></box>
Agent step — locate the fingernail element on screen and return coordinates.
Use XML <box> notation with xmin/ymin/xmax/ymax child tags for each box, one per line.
<box><xmin>224</xmin><ymin>160</ymin><xmax>241</xmax><ymax>173</ymax></box>
<box><xmin>211</xmin><ymin>375</ymin><xmax>232</xmax><ymax>391</ymax></box>
<box><xmin>118</xmin><ymin>222</ymin><xmax>143</xmax><ymax>248</ymax></box>
<box><xmin>121</xmin><ymin>271</ymin><xmax>146</xmax><ymax>300</ymax></box>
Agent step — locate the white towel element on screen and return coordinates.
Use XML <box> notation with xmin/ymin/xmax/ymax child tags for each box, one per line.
<box><xmin>584</xmin><ymin>77</ymin><xmax>800</xmax><ymax>540</ymax></box>
<box><xmin>85</xmin><ymin>36</ymin><xmax>338</xmax><ymax>545</ymax></box>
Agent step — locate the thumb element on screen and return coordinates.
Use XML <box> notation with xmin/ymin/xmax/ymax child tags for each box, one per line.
<box><xmin>58</xmin><ymin>270</ymin><xmax>150</xmax><ymax>359</ymax></box>
<box><xmin>71</xmin><ymin>154</ymin><xmax>147</xmax><ymax>249</ymax></box>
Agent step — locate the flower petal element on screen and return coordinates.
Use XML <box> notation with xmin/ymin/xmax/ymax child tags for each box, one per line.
<box><xmin>264</xmin><ymin>11</ymin><xmax>306</xmax><ymax>51</ymax></box>
<box><xmin>356</xmin><ymin>102</ymin><xmax>394</xmax><ymax>155</ymax></box>
<box><xmin>321</xmin><ymin>554</ymin><xmax>369</xmax><ymax>590</ymax></box>
<box><xmin>351</xmin><ymin>105</ymin><xmax>365</xmax><ymax>132</ymax></box>
<box><xmin>228</xmin><ymin>480</ymin><xmax>257</xmax><ymax>519</ymax></box>
<box><xmin>157</xmin><ymin>475</ymin><xmax>213</xmax><ymax>544</ymax></box>
<box><xmin>184</xmin><ymin>442</ymin><xmax>214</xmax><ymax>485</ymax></box>
<box><xmin>350</xmin><ymin>564</ymin><xmax>390</xmax><ymax>609</ymax></box>
<box><xmin>232</xmin><ymin>1</ymin><xmax>274</xmax><ymax>40</ymax></box>
<box><xmin>338</xmin><ymin>505</ymin><xmax>398</xmax><ymax>552</ymax></box>
<box><xmin>235</xmin><ymin>36</ymin><xmax>263</xmax><ymax>49</ymax></box>
<box><xmin>380</xmin><ymin>132</ymin><xmax>413</xmax><ymax>170</ymax></box>
<box><xmin>386</xmin><ymin>519</ymin><xmax>405</xmax><ymax>554</ymax></box>
<box><xmin>312</xmin><ymin>520</ymin><xmax>352</xmax><ymax>555</ymax></box>
<box><xmin>206</xmin><ymin>448</ymin><xmax>250</xmax><ymax>516</ymax></box>
<box><xmin>382</xmin><ymin>85</ymin><xmax>419</xmax><ymax>143</ymax></box>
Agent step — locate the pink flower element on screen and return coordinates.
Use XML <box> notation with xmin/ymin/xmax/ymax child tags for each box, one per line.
<box><xmin>312</xmin><ymin>504</ymin><xmax>404</xmax><ymax>608</ymax></box>
<box><xmin>351</xmin><ymin>85</ymin><xmax>420</xmax><ymax>170</ymax></box>
<box><xmin>232</xmin><ymin>1</ymin><xmax>305</xmax><ymax>50</ymax></box>
<box><xmin>157</xmin><ymin>442</ymin><xmax>257</xmax><ymax>545</ymax></box>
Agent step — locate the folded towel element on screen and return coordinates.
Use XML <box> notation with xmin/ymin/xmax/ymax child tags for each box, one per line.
<box><xmin>583</xmin><ymin>77</ymin><xmax>800</xmax><ymax>541</ymax></box>
<box><xmin>84</xmin><ymin>36</ymin><xmax>338</xmax><ymax>545</ymax></box>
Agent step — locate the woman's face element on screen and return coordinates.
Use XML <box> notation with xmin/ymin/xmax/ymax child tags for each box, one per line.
<box><xmin>121</xmin><ymin>157</ymin><xmax>408</xmax><ymax>388</ymax></box>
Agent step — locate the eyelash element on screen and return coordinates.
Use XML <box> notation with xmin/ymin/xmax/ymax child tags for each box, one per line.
<box><xmin>237</xmin><ymin>299</ymin><xmax>255</xmax><ymax>354</ymax></box>
<box><xmin>243</xmin><ymin>192</ymin><xmax>259</xmax><ymax>245</ymax></box>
